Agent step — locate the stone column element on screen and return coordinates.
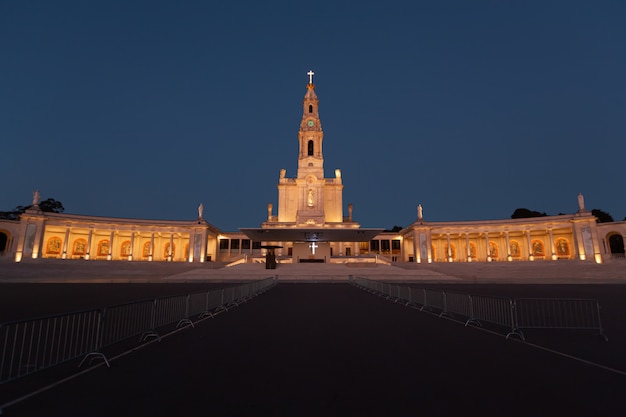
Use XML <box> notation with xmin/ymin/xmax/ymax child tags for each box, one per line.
<box><xmin>129</xmin><ymin>232</ymin><xmax>135</xmax><ymax>261</ymax></box>
<box><xmin>413</xmin><ymin>230</ymin><xmax>419</xmax><ymax>263</ymax></box>
<box><xmin>31</xmin><ymin>222</ymin><xmax>45</xmax><ymax>260</ymax></box>
<box><xmin>426</xmin><ymin>232</ymin><xmax>433</xmax><ymax>263</ymax></box>
<box><xmin>446</xmin><ymin>233</ymin><xmax>452</xmax><ymax>262</ymax></box>
<box><xmin>548</xmin><ymin>228</ymin><xmax>556</xmax><ymax>260</ymax></box>
<box><xmin>526</xmin><ymin>230</ymin><xmax>534</xmax><ymax>261</ymax></box>
<box><xmin>505</xmin><ymin>231</ymin><xmax>512</xmax><ymax>262</ymax></box>
<box><xmin>200</xmin><ymin>229</ymin><xmax>208</xmax><ymax>263</ymax></box>
<box><xmin>85</xmin><ymin>229</ymin><xmax>93</xmax><ymax>260</ymax></box>
<box><xmin>168</xmin><ymin>233</ymin><xmax>174</xmax><ymax>262</ymax></box>
<box><xmin>61</xmin><ymin>227</ymin><xmax>70</xmax><ymax>259</ymax></box>
<box><xmin>107</xmin><ymin>231</ymin><xmax>114</xmax><ymax>261</ymax></box>
<box><xmin>485</xmin><ymin>231</ymin><xmax>491</xmax><ymax>262</ymax></box>
<box><xmin>572</xmin><ymin>223</ymin><xmax>586</xmax><ymax>261</ymax></box>
<box><xmin>188</xmin><ymin>232</ymin><xmax>195</xmax><ymax>262</ymax></box>
<box><xmin>149</xmin><ymin>232</ymin><xmax>155</xmax><ymax>262</ymax></box>
<box><xmin>465</xmin><ymin>232</ymin><xmax>471</xmax><ymax>262</ymax></box>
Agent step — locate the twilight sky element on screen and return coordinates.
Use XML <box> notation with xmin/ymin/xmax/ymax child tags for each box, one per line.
<box><xmin>2</xmin><ymin>0</ymin><xmax>625</xmax><ymax>231</ymax></box>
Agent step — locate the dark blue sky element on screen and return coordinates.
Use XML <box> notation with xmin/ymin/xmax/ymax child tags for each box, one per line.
<box><xmin>2</xmin><ymin>0</ymin><xmax>625</xmax><ymax>231</ymax></box>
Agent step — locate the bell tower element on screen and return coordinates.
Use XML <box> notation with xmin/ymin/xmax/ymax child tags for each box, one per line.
<box><xmin>271</xmin><ymin>71</ymin><xmax>345</xmax><ymax>226</ymax></box>
<box><xmin>297</xmin><ymin>70</ymin><xmax>324</xmax><ymax>180</ymax></box>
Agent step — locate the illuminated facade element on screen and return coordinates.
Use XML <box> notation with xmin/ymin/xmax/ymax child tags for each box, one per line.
<box><xmin>1</xmin><ymin>74</ymin><xmax>624</xmax><ymax>264</ymax></box>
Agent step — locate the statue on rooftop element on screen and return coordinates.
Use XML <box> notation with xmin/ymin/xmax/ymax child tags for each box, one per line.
<box><xmin>577</xmin><ymin>193</ymin><xmax>585</xmax><ymax>212</ymax></box>
<box><xmin>32</xmin><ymin>189</ymin><xmax>41</xmax><ymax>207</ymax></box>
<box><xmin>198</xmin><ymin>203</ymin><xmax>204</xmax><ymax>219</ymax></box>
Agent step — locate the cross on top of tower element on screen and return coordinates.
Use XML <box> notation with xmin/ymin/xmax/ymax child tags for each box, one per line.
<box><xmin>307</xmin><ymin>70</ymin><xmax>314</xmax><ymax>84</ymax></box>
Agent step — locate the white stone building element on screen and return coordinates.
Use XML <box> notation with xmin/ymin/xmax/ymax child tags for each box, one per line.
<box><xmin>1</xmin><ymin>74</ymin><xmax>624</xmax><ymax>264</ymax></box>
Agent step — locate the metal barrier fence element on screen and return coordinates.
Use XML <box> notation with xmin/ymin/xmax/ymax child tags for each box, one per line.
<box><xmin>349</xmin><ymin>276</ymin><xmax>607</xmax><ymax>342</ymax></box>
<box><xmin>0</xmin><ymin>277</ymin><xmax>276</xmax><ymax>384</ymax></box>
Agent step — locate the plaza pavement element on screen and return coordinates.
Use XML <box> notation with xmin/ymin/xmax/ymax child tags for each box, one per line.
<box><xmin>2</xmin><ymin>283</ymin><xmax>625</xmax><ymax>417</ymax></box>
<box><xmin>1</xmin><ymin>257</ymin><xmax>626</xmax><ymax>284</ymax></box>
<box><xmin>1</xmin><ymin>258</ymin><xmax>626</xmax><ymax>416</ymax></box>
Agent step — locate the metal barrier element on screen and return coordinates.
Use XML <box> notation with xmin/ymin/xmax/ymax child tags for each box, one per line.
<box><xmin>510</xmin><ymin>298</ymin><xmax>607</xmax><ymax>341</ymax></box>
<box><xmin>0</xmin><ymin>309</ymin><xmax>101</xmax><ymax>383</ymax></box>
<box><xmin>349</xmin><ymin>276</ymin><xmax>607</xmax><ymax>342</ymax></box>
<box><xmin>0</xmin><ymin>277</ymin><xmax>276</xmax><ymax>384</ymax></box>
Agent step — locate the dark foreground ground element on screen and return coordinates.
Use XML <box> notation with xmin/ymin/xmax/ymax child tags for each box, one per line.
<box><xmin>1</xmin><ymin>283</ymin><xmax>626</xmax><ymax>416</ymax></box>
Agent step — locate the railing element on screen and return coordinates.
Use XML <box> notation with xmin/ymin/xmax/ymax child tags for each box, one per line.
<box><xmin>349</xmin><ymin>276</ymin><xmax>607</xmax><ymax>342</ymax></box>
<box><xmin>0</xmin><ymin>277</ymin><xmax>276</xmax><ymax>384</ymax></box>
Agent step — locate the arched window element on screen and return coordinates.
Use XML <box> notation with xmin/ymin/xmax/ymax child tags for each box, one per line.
<box><xmin>307</xmin><ymin>140</ymin><xmax>314</xmax><ymax>156</ymax></box>
<box><xmin>555</xmin><ymin>238</ymin><xmax>570</xmax><ymax>257</ymax></box>
<box><xmin>46</xmin><ymin>236</ymin><xmax>62</xmax><ymax>255</ymax></box>
<box><xmin>97</xmin><ymin>240</ymin><xmax>109</xmax><ymax>256</ymax></box>
<box><xmin>73</xmin><ymin>239</ymin><xmax>87</xmax><ymax>255</ymax></box>
<box><xmin>308</xmin><ymin>104</ymin><xmax>313</xmax><ymax>113</ymax></box>
<box><xmin>531</xmin><ymin>239</ymin><xmax>544</xmax><ymax>256</ymax></box>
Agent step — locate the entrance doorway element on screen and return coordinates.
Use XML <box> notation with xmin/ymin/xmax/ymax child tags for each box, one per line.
<box><xmin>608</xmin><ymin>234</ymin><xmax>625</xmax><ymax>257</ymax></box>
<box><xmin>0</xmin><ymin>232</ymin><xmax>8</xmax><ymax>254</ymax></box>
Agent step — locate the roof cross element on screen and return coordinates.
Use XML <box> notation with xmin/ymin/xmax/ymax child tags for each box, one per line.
<box><xmin>307</xmin><ymin>70</ymin><xmax>314</xmax><ymax>84</ymax></box>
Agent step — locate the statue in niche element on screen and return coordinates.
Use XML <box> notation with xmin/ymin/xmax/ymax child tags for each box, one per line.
<box><xmin>510</xmin><ymin>241</ymin><xmax>521</xmax><ymax>257</ymax></box>
<box><xmin>32</xmin><ymin>189</ymin><xmax>41</xmax><ymax>206</ymax></box>
<box><xmin>307</xmin><ymin>189</ymin><xmax>314</xmax><ymax>207</ymax></box>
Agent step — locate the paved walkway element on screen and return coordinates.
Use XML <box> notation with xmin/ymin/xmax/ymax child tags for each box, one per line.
<box><xmin>4</xmin><ymin>284</ymin><xmax>625</xmax><ymax>417</ymax></box>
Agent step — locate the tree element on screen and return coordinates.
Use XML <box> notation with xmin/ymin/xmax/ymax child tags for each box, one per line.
<box><xmin>38</xmin><ymin>198</ymin><xmax>65</xmax><ymax>213</ymax></box>
<box><xmin>0</xmin><ymin>198</ymin><xmax>65</xmax><ymax>220</ymax></box>
<box><xmin>384</xmin><ymin>225</ymin><xmax>403</xmax><ymax>232</ymax></box>
<box><xmin>591</xmin><ymin>209</ymin><xmax>613</xmax><ymax>223</ymax></box>
<box><xmin>511</xmin><ymin>208</ymin><xmax>548</xmax><ymax>219</ymax></box>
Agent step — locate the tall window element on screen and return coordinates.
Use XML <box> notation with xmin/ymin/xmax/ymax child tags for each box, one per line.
<box><xmin>308</xmin><ymin>104</ymin><xmax>313</xmax><ymax>113</ymax></box>
<box><xmin>307</xmin><ymin>140</ymin><xmax>314</xmax><ymax>156</ymax></box>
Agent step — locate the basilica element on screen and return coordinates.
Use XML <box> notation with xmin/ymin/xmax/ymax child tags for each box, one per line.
<box><xmin>1</xmin><ymin>73</ymin><xmax>624</xmax><ymax>265</ymax></box>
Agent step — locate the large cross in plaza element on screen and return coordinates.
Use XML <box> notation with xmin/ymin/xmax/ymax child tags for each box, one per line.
<box><xmin>307</xmin><ymin>70</ymin><xmax>314</xmax><ymax>84</ymax></box>
<box><xmin>309</xmin><ymin>242</ymin><xmax>319</xmax><ymax>255</ymax></box>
